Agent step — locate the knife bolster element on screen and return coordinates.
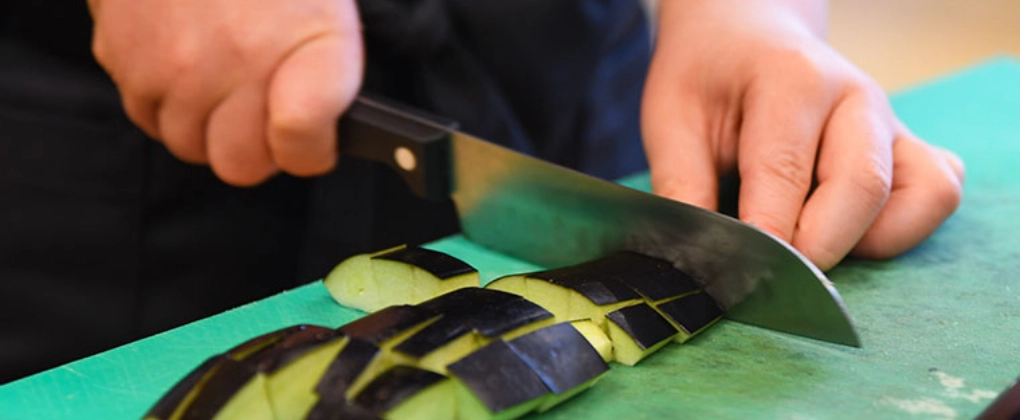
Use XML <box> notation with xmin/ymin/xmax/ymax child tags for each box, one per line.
<box><xmin>338</xmin><ymin>95</ymin><xmax>457</xmax><ymax>201</ymax></box>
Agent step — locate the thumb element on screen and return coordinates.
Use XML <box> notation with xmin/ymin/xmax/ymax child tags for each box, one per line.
<box><xmin>267</xmin><ymin>32</ymin><xmax>364</xmax><ymax>177</ymax></box>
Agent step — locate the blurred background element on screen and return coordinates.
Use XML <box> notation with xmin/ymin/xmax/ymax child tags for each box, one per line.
<box><xmin>829</xmin><ymin>0</ymin><xmax>1020</xmax><ymax>91</ymax></box>
<box><xmin>644</xmin><ymin>0</ymin><xmax>1020</xmax><ymax>92</ymax></box>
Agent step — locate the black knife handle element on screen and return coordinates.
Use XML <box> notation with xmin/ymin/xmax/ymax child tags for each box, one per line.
<box><xmin>337</xmin><ymin>96</ymin><xmax>457</xmax><ymax>201</ymax></box>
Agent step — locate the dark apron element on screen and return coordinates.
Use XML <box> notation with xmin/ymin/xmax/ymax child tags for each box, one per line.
<box><xmin>0</xmin><ymin>0</ymin><xmax>650</xmax><ymax>383</ymax></box>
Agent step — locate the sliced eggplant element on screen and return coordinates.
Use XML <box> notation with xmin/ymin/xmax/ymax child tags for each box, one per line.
<box><xmin>170</xmin><ymin>325</ymin><xmax>328</xmax><ymax>420</ymax></box>
<box><xmin>487</xmin><ymin>275</ymin><xmax>640</xmax><ymax>331</ymax></box>
<box><xmin>447</xmin><ymin>340</ymin><xmax>551</xmax><ymax>420</ymax></box>
<box><xmin>374</xmin><ymin>246</ymin><xmax>476</xmax><ymax>280</ymax></box>
<box><xmin>324</xmin><ymin>245</ymin><xmax>480</xmax><ymax>312</ymax></box>
<box><xmin>314</xmin><ymin>338</ymin><xmax>385</xmax><ymax>402</ymax></box>
<box><xmin>306</xmin><ymin>400</ymin><xmax>382</xmax><ymax>420</ymax></box>
<box><xmin>505</xmin><ymin>323</ymin><xmax>609</xmax><ymax>412</ymax></box>
<box><xmin>605</xmin><ymin>303</ymin><xmax>680</xmax><ymax>366</ymax></box>
<box><xmin>392</xmin><ymin>288</ymin><xmax>552</xmax><ymax>373</ymax></box>
<box><xmin>600</xmin><ymin>252</ymin><xmax>701</xmax><ymax>302</ymax></box>
<box><xmin>655</xmin><ymin>291</ymin><xmax>724</xmax><ymax>342</ymax></box>
<box><xmin>415</xmin><ymin>287</ymin><xmax>523</xmax><ymax>315</ymax></box>
<box><xmin>390</xmin><ymin>316</ymin><xmax>481</xmax><ymax>373</ymax></box>
<box><xmin>569</xmin><ymin>320</ymin><xmax>613</xmax><ymax>363</ymax></box>
<box><xmin>261</xmin><ymin>333</ymin><xmax>349</xmax><ymax>420</ymax></box>
<box><xmin>180</xmin><ymin>359</ymin><xmax>268</xmax><ymax>420</ymax></box>
<box><xmin>532</xmin><ymin>265</ymin><xmax>642</xmax><ymax>305</ymax></box>
<box><xmin>337</xmin><ymin>305</ymin><xmax>440</xmax><ymax>347</ymax></box>
<box><xmin>143</xmin><ymin>356</ymin><xmax>226</xmax><ymax>420</ymax></box>
<box><xmin>353</xmin><ymin>366</ymin><xmax>455</xmax><ymax>420</ymax></box>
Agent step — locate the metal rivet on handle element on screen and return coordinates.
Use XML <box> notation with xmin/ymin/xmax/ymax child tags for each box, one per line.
<box><xmin>394</xmin><ymin>147</ymin><xmax>416</xmax><ymax>172</ymax></box>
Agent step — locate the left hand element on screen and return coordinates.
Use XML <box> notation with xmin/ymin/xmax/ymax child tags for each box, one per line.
<box><xmin>641</xmin><ymin>0</ymin><xmax>964</xmax><ymax>270</ymax></box>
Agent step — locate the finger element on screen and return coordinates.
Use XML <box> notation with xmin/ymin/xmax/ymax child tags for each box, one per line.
<box><xmin>206</xmin><ymin>82</ymin><xmax>278</xmax><ymax>186</ymax></box>
<box><xmin>790</xmin><ymin>92</ymin><xmax>894</xmax><ymax>270</ymax></box>
<box><xmin>851</xmin><ymin>135</ymin><xmax>964</xmax><ymax>259</ymax></box>
<box><xmin>934</xmin><ymin>145</ymin><xmax>966</xmax><ymax>181</ymax></box>
<box><xmin>737</xmin><ymin>78</ymin><xmax>833</xmax><ymax>242</ymax></box>
<box><xmin>267</xmin><ymin>34</ymin><xmax>362</xmax><ymax>177</ymax></box>
<box><xmin>641</xmin><ymin>83</ymin><xmax>719</xmax><ymax>210</ymax></box>
<box><xmin>120</xmin><ymin>93</ymin><xmax>163</xmax><ymax>141</ymax></box>
<box><xmin>155</xmin><ymin>70</ymin><xmax>233</xmax><ymax>165</ymax></box>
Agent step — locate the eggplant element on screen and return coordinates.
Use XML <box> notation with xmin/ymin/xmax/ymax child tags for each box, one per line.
<box><xmin>392</xmin><ymin>288</ymin><xmax>552</xmax><ymax>373</ymax></box>
<box><xmin>605</xmin><ymin>303</ymin><xmax>680</xmax><ymax>366</ymax></box>
<box><xmin>143</xmin><ymin>356</ymin><xmax>226</xmax><ymax>420</ymax></box>
<box><xmin>353</xmin><ymin>366</ymin><xmax>455</xmax><ymax>420</ymax></box>
<box><xmin>505</xmin><ymin>323</ymin><xmax>609</xmax><ymax>412</ymax></box>
<box><xmin>415</xmin><ymin>287</ymin><xmax>523</xmax><ymax>315</ymax></box>
<box><xmin>179</xmin><ymin>325</ymin><xmax>342</xmax><ymax>420</ymax></box>
<box><xmin>654</xmin><ymin>291</ymin><xmax>724</xmax><ymax>342</ymax></box>
<box><xmin>487</xmin><ymin>274</ymin><xmax>641</xmax><ymax>332</ymax></box>
<box><xmin>568</xmin><ymin>320</ymin><xmax>613</xmax><ymax>363</ymax></box>
<box><xmin>374</xmin><ymin>246</ymin><xmax>476</xmax><ymax>280</ymax></box>
<box><xmin>447</xmin><ymin>340</ymin><xmax>551</xmax><ymax>420</ymax></box>
<box><xmin>530</xmin><ymin>265</ymin><xmax>642</xmax><ymax>305</ymax></box>
<box><xmin>306</xmin><ymin>400</ymin><xmax>382</xmax><ymax>420</ymax></box>
<box><xmin>337</xmin><ymin>305</ymin><xmax>440</xmax><ymax>347</ymax></box>
<box><xmin>324</xmin><ymin>245</ymin><xmax>479</xmax><ymax>312</ymax></box>
<box><xmin>390</xmin><ymin>316</ymin><xmax>480</xmax><ymax>373</ymax></box>
<box><xmin>314</xmin><ymin>338</ymin><xmax>384</xmax><ymax>402</ymax></box>
<box><xmin>599</xmin><ymin>252</ymin><xmax>701</xmax><ymax>302</ymax></box>
<box><xmin>143</xmin><ymin>325</ymin><xmax>325</xmax><ymax>420</ymax></box>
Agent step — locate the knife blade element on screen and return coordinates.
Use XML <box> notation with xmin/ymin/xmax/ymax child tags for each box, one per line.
<box><xmin>338</xmin><ymin>95</ymin><xmax>860</xmax><ymax>347</ymax></box>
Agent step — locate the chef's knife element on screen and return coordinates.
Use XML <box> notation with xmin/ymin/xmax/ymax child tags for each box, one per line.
<box><xmin>338</xmin><ymin>95</ymin><xmax>860</xmax><ymax>347</ymax></box>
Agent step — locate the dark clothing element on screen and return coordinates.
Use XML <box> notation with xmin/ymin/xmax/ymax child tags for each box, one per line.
<box><xmin>0</xmin><ymin>0</ymin><xmax>651</xmax><ymax>383</ymax></box>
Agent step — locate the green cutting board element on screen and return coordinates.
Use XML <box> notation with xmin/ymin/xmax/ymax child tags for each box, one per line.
<box><xmin>2</xmin><ymin>57</ymin><xmax>1019</xmax><ymax>420</ymax></box>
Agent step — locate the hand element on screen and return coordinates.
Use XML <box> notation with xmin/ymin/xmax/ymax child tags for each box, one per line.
<box><xmin>89</xmin><ymin>0</ymin><xmax>364</xmax><ymax>186</ymax></box>
<box><xmin>641</xmin><ymin>0</ymin><xmax>964</xmax><ymax>270</ymax></box>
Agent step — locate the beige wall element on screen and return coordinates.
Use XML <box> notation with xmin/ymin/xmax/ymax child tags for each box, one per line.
<box><xmin>642</xmin><ymin>0</ymin><xmax>1020</xmax><ymax>91</ymax></box>
<box><xmin>830</xmin><ymin>0</ymin><xmax>1020</xmax><ymax>91</ymax></box>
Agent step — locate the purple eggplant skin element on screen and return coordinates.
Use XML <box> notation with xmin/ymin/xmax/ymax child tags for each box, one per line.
<box><xmin>976</xmin><ymin>376</ymin><xmax>1020</xmax><ymax>420</ymax></box>
<box><xmin>603</xmin><ymin>252</ymin><xmax>701</xmax><ymax>301</ymax></box>
<box><xmin>655</xmin><ymin>292</ymin><xmax>724</xmax><ymax>335</ymax></box>
<box><xmin>305</xmin><ymin>400</ymin><xmax>383</xmax><ymax>420</ymax></box>
<box><xmin>149</xmin><ymin>324</ymin><xmax>326</xmax><ymax>420</ymax></box>
<box><xmin>447</xmin><ymin>340</ymin><xmax>551</xmax><ymax>412</ymax></box>
<box><xmin>178</xmin><ymin>325</ymin><xmax>337</xmax><ymax>420</ymax></box>
<box><xmin>530</xmin><ymin>252</ymin><xmax>702</xmax><ymax>304</ymax></box>
<box><xmin>252</xmin><ymin>326</ymin><xmax>340</xmax><ymax>374</ymax></box>
<box><xmin>392</xmin><ymin>316</ymin><xmax>472</xmax><ymax>358</ymax></box>
<box><xmin>179</xmin><ymin>358</ymin><xmax>258</xmax><ymax>420</ymax></box>
<box><xmin>373</xmin><ymin>246</ymin><xmax>476</xmax><ymax>280</ymax></box>
<box><xmin>337</xmin><ymin>305</ymin><xmax>438</xmax><ymax>345</ymax></box>
<box><xmin>353</xmin><ymin>366</ymin><xmax>448</xmax><ymax>414</ymax></box>
<box><xmin>224</xmin><ymin>325</ymin><xmax>311</xmax><ymax>360</ymax></box>
<box><xmin>606</xmin><ymin>304</ymin><xmax>680</xmax><ymax>350</ymax></box>
<box><xmin>506</xmin><ymin>323</ymin><xmax>609</xmax><ymax>394</ymax></box>
<box><xmin>415</xmin><ymin>287</ymin><xmax>523</xmax><ymax>315</ymax></box>
<box><xmin>529</xmin><ymin>264</ymin><xmax>641</xmax><ymax>305</ymax></box>
<box><xmin>471</xmin><ymin>298</ymin><xmax>552</xmax><ymax>338</ymax></box>
<box><xmin>314</xmin><ymin>338</ymin><xmax>382</xmax><ymax>401</ymax></box>
<box><xmin>393</xmin><ymin>293</ymin><xmax>552</xmax><ymax>357</ymax></box>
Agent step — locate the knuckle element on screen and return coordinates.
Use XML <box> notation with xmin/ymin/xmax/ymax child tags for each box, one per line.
<box><xmin>756</xmin><ymin>150</ymin><xmax>814</xmax><ymax>194</ymax></box>
<box><xmin>848</xmin><ymin>157</ymin><xmax>893</xmax><ymax>208</ymax></box>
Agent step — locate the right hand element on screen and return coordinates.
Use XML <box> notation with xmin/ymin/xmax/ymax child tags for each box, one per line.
<box><xmin>89</xmin><ymin>0</ymin><xmax>364</xmax><ymax>186</ymax></box>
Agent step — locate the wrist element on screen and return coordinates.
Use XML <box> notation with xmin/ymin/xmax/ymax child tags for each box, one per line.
<box><xmin>656</xmin><ymin>0</ymin><xmax>828</xmax><ymax>41</ymax></box>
